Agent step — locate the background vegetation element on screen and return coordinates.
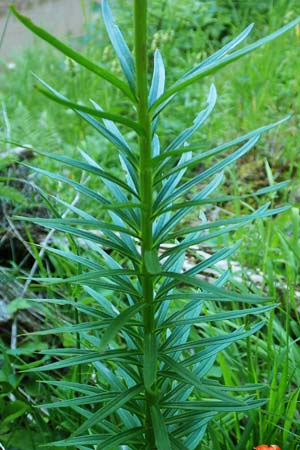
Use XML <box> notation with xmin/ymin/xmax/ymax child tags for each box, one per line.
<box><xmin>0</xmin><ymin>0</ymin><xmax>300</xmax><ymax>449</ymax></box>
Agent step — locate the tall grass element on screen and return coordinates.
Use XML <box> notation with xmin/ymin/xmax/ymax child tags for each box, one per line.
<box><xmin>0</xmin><ymin>1</ymin><xmax>299</xmax><ymax>449</ymax></box>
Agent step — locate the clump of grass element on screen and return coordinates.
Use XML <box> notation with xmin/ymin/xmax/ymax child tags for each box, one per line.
<box><xmin>0</xmin><ymin>1</ymin><xmax>299</xmax><ymax>449</ymax></box>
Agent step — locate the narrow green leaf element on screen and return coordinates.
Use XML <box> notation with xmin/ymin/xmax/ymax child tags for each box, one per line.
<box><xmin>149</xmin><ymin>49</ymin><xmax>165</xmax><ymax>106</ymax></box>
<box><xmin>164</xmin><ymin>84</ymin><xmax>217</xmax><ymax>152</ymax></box>
<box><xmin>39</xmin><ymin>380</ymin><xmax>105</xmax><ymax>394</ymax></box>
<box><xmin>173</xmin><ymin>413</ymin><xmax>213</xmax><ymax>440</ymax></box>
<box><xmin>156</xmin><ymin>115</ymin><xmax>290</xmax><ymax>179</ymax></box>
<box><xmin>158</xmin><ymin>205</ymin><xmax>288</xmax><ymax>259</ymax></box>
<box><xmin>154</xmin><ymin>172</ymin><xmax>224</xmax><ymax>243</ymax></box>
<box><xmin>42</xmin><ymin>434</ymin><xmax>111</xmax><ymax>447</ymax></box>
<box><xmin>9</xmin><ymin>6</ymin><xmax>135</xmax><ymax>101</ymax></box>
<box><xmin>144</xmin><ymin>333</ymin><xmax>158</xmax><ymax>390</ymax></box>
<box><xmin>39</xmin><ymin>392</ymin><xmax>116</xmax><ymax>409</ymax></box>
<box><xmin>74</xmin><ymin>384</ymin><xmax>143</xmax><ymax>436</ymax></box>
<box><xmin>102</xmin><ymin>0</ymin><xmax>135</xmax><ymax>92</ymax></box>
<box><xmin>161</xmin><ymin>181</ymin><xmax>290</xmax><ymax>214</ymax></box>
<box><xmin>155</xmin><ymin>150</ymin><xmax>192</xmax><ymax>207</ymax></box>
<box><xmin>161</xmin><ymin>322</ymin><xmax>265</xmax><ymax>353</ymax></box>
<box><xmin>151</xmin><ymin>19</ymin><xmax>299</xmax><ymax>112</ymax></box>
<box><xmin>155</xmin><ymin>135</ymin><xmax>260</xmax><ymax>211</ymax></box>
<box><xmin>161</xmin><ymin>355</ymin><xmax>245</xmax><ymax>404</ymax></box>
<box><xmin>30</xmin><ymin>148</ymin><xmax>138</xmax><ymax>197</ymax></box>
<box><xmin>24</xmin><ymin>350</ymin><xmax>140</xmax><ymax>372</ymax></box>
<box><xmin>160</xmin><ymin>305</ymin><xmax>274</xmax><ymax>328</ymax></box>
<box><xmin>165</xmin><ymin>410</ymin><xmax>216</xmax><ymax>425</ymax></box>
<box><xmin>157</xmin><ymin>272</ymin><xmax>268</xmax><ymax>303</ymax></box>
<box><xmin>28</xmin><ymin>297</ymin><xmax>110</xmax><ymax>319</ymax></box>
<box><xmin>185</xmin><ymin>242</ymin><xmax>241</xmax><ymax>276</ymax></box>
<box><xmin>165</xmin><ymin>204</ymin><xmax>281</xmax><ymax>240</ymax></box>
<box><xmin>150</xmin><ymin>405</ymin><xmax>172</xmax><ymax>450</ymax></box>
<box><xmin>34</xmin><ymin>79</ymin><xmax>142</xmax><ymax>134</ymax></box>
<box><xmin>19</xmin><ymin>217</ymin><xmax>140</xmax><ymax>262</ymax></box>
<box><xmin>15</xmin><ymin>216</ymin><xmax>138</xmax><ymax>238</ymax></box>
<box><xmin>99</xmin><ymin>303</ymin><xmax>145</xmax><ymax>351</ymax></box>
<box><xmin>97</xmin><ymin>427</ymin><xmax>143</xmax><ymax>450</ymax></box>
<box><xmin>162</xmin><ymin>291</ymin><xmax>267</xmax><ymax>304</ymax></box>
<box><xmin>144</xmin><ymin>249</ymin><xmax>162</xmax><ymax>274</ymax></box>
<box><xmin>162</xmin><ymin>399</ymin><xmax>266</xmax><ymax>412</ymax></box>
<box><xmin>169</xmin><ymin>435</ymin><xmax>190</xmax><ymax>450</ymax></box>
<box><xmin>180</xmin><ymin>24</ymin><xmax>254</xmax><ymax>80</ymax></box>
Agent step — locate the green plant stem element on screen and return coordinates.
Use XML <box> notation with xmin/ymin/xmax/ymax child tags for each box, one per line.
<box><xmin>134</xmin><ymin>1</ymin><xmax>156</xmax><ymax>448</ymax></box>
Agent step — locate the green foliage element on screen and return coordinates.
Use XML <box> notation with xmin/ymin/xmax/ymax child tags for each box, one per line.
<box><xmin>5</xmin><ymin>1</ymin><xmax>299</xmax><ymax>449</ymax></box>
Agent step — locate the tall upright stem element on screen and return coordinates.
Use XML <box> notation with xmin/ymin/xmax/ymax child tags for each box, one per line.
<box><xmin>134</xmin><ymin>1</ymin><xmax>156</xmax><ymax>448</ymax></box>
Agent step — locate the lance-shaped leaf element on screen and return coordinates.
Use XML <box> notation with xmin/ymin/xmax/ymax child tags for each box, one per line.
<box><xmin>28</xmin><ymin>297</ymin><xmax>111</xmax><ymax>319</ymax></box>
<box><xmin>165</xmin><ymin>205</ymin><xmax>283</xmax><ymax>240</ymax></box>
<box><xmin>31</xmin><ymin>149</ymin><xmax>138</xmax><ymax>197</ymax></box>
<box><xmin>160</xmin><ymin>355</ymin><xmax>245</xmax><ymax>404</ymax></box>
<box><xmin>96</xmin><ymin>427</ymin><xmax>143</xmax><ymax>450</ymax></box>
<box><xmin>170</xmin><ymin>412</ymin><xmax>215</xmax><ymax>444</ymax></box>
<box><xmin>34</xmin><ymin>267</ymin><xmax>140</xmax><ymax>296</ymax></box>
<box><xmin>154</xmin><ymin>135</ymin><xmax>260</xmax><ymax>212</ymax></box>
<box><xmin>44</xmin><ymin>434</ymin><xmax>109</xmax><ymax>447</ymax></box>
<box><xmin>169</xmin><ymin>435</ymin><xmax>190</xmax><ymax>450</ymax></box>
<box><xmin>99</xmin><ymin>302</ymin><xmax>145</xmax><ymax>351</ymax></box>
<box><xmin>154</xmin><ymin>151</ymin><xmax>192</xmax><ymax>208</ymax></box>
<box><xmin>184</xmin><ymin>242</ymin><xmax>241</xmax><ymax>277</ymax></box>
<box><xmin>164</xmin><ymin>84</ymin><xmax>217</xmax><ymax>152</ymax></box>
<box><xmin>154</xmin><ymin>172</ymin><xmax>224</xmax><ymax>243</ymax></box>
<box><xmin>180</xmin><ymin>24</ymin><xmax>254</xmax><ymax>81</ymax></box>
<box><xmin>34</xmin><ymin>75</ymin><xmax>143</xmax><ymax>134</ymax></box>
<box><xmin>161</xmin><ymin>180</ymin><xmax>290</xmax><ymax>215</ymax></box>
<box><xmin>102</xmin><ymin>0</ymin><xmax>135</xmax><ymax>92</ymax></box>
<box><xmin>144</xmin><ymin>333</ymin><xmax>158</xmax><ymax>390</ymax></box>
<box><xmin>159</xmin><ymin>304</ymin><xmax>275</xmax><ymax>329</ymax></box>
<box><xmin>161</xmin><ymin>325</ymin><xmax>256</xmax><ymax>353</ymax></box>
<box><xmin>161</xmin><ymin>398</ymin><xmax>266</xmax><ymax>412</ymax></box>
<box><xmin>78</xmin><ymin>147</ymin><xmax>140</xmax><ymax>230</ymax></box>
<box><xmin>73</xmin><ymin>384</ymin><xmax>143</xmax><ymax>436</ymax></box>
<box><xmin>151</xmin><ymin>405</ymin><xmax>172</xmax><ymax>450</ymax></box>
<box><xmin>39</xmin><ymin>380</ymin><xmax>105</xmax><ymax>395</ymax></box>
<box><xmin>10</xmin><ymin>6</ymin><xmax>135</xmax><ymax>101</ymax></box>
<box><xmin>23</xmin><ymin>350</ymin><xmax>139</xmax><ymax>372</ymax></box>
<box><xmin>149</xmin><ymin>49</ymin><xmax>165</xmax><ymax>107</ymax></box>
<box><xmin>76</xmin><ymin>110</ymin><xmax>136</xmax><ymax>160</ymax></box>
<box><xmin>158</xmin><ymin>203</ymin><xmax>269</xmax><ymax>274</ymax></box>
<box><xmin>15</xmin><ymin>216</ymin><xmax>138</xmax><ymax>238</ymax></box>
<box><xmin>21</xmin><ymin>162</ymin><xmax>142</xmax><ymax>231</ymax></box>
<box><xmin>157</xmin><ymin>271</ymin><xmax>268</xmax><ymax>303</ymax></box>
<box><xmin>89</xmin><ymin>99</ymin><xmax>133</xmax><ymax>150</ymax></box>
<box><xmin>159</xmin><ymin>204</ymin><xmax>289</xmax><ymax>262</ymax></box>
<box><xmin>89</xmin><ymin>100</ymin><xmax>139</xmax><ymax>192</ymax></box>
<box><xmin>39</xmin><ymin>392</ymin><xmax>118</xmax><ymax>409</ymax></box>
<box><xmin>155</xmin><ymin>115</ymin><xmax>290</xmax><ymax>178</ymax></box>
<box><xmin>150</xmin><ymin>18</ymin><xmax>299</xmax><ymax>112</ymax></box>
<box><xmin>46</xmin><ymin>427</ymin><xmax>143</xmax><ymax>448</ymax></box>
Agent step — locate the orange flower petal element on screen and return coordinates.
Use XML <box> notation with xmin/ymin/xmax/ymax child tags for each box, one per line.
<box><xmin>254</xmin><ymin>446</ymin><xmax>281</xmax><ymax>450</ymax></box>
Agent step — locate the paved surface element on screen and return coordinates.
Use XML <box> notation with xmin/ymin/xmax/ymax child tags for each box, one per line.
<box><xmin>0</xmin><ymin>1</ymin><xmax>48</xmax><ymax>16</ymax></box>
<box><xmin>0</xmin><ymin>0</ymin><xmax>90</xmax><ymax>61</ymax></box>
